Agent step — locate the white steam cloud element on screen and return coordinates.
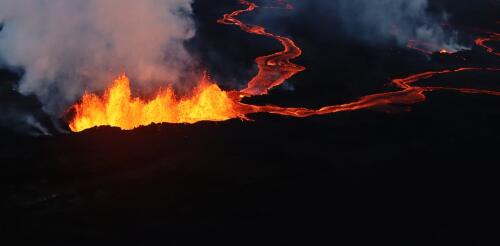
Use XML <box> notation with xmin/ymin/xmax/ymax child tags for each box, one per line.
<box><xmin>0</xmin><ymin>0</ymin><xmax>195</xmax><ymax>113</ymax></box>
<box><xmin>334</xmin><ymin>0</ymin><xmax>466</xmax><ymax>51</ymax></box>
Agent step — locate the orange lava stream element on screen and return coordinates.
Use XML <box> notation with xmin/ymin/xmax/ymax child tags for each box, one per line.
<box><xmin>218</xmin><ymin>0</ymin><xmax>304</xmax><ymax>96</ymax></box>
<box><xmin>220</xmin><ymin>1</ymin><xmax>500</xmax><ymax>117</ymax></box>
<box><xmin>407</xmin><ymin>39</ymin><xmax>436</xmax><ymax>55</ymax></box>
<box><xmin>246</xmin><ymin>68</ymin><xmax>500</xmax><ymax>117</ymax></box>
<box><xmin>475</xmin><ymin>32</ymin><xmax>500</xmax><ymax>56</ymax></box>
<box><xmin>68</xmin><ymin>1</ymin><xmax>500</xmax><ymax>132</ymax></box>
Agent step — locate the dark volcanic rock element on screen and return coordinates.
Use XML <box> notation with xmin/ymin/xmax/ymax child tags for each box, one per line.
<box><xmin>2</xmin><ymin>102</ymin><xmax>500</xmax><ymax>245</ymax></box>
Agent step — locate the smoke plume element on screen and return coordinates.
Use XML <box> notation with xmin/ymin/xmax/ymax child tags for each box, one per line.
<box><xmin>332</xmin><ymin>0</ymin><xmax>466</xmax><ymax>51</ymax></box>
<box><xmin>0</xmin><ymin>0</ymin><xmax>195</xmax><ymax>113</ymax></box>
<box><xmin>255</xmin><ymin>0</ymin><xmax>466</xmax><ymax>51</ymax></box>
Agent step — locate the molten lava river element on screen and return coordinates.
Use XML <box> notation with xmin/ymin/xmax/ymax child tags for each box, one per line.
<box><xmin>69</xmin><ymin>0</ymin><xmax>500</xmax><ymax>132</ymax></box>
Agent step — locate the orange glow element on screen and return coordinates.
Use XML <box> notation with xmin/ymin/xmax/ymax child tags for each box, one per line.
<box><xmin>407</xmin><ymin>39</ymin><xmax>434</xmax><ymax>54</ymax></box>
<box><xmin>218</xmin><ymin>0</ymin><xmax>304</xmax><ymax>96</ymax></box>
<box><xmin>475</xmin><ymin>32</ymin><xmax>500</xmax><ymax>56</ymax></box>
<box><xmin>407</xmin><ymin>39</ymin><xmax>454</xmax><ymax>55</ymax></box>
<box><xmin>69</xmin><ymin>74</ymin><xmax>243</xmax><ymax>132</ymax></box>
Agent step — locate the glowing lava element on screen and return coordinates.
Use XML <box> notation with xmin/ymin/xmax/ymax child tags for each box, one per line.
<box><xmin>246</xmin><ymin>67</ymin><xmax>500</xmax><ymax>117</ymax></box>
<box><xmin>69</xmin><ymin>74</ymin><xmax>244</xmax><ymax>132</ymax></box>
<box><xmin>439</xmin><ymin>49</ymin><xmax>450</xmax><ymax>54</ymax></box>
<box><xmin>407</xmin><ymin>39</ymin><xmax>455</xmax><ymax>55</ymax></box>
<box><xmin>475</xmin><ymin>32</ymin><xmax>500</xmax><ymax>56</ymax></box>
<box><xmin>69</xmin><ymin>1</ymin><xmax>500</xmax><ymax>132</ymax></box>
<box><xmin>218</xmin><ymin>0</ymin><xmax>304</xmax><ymax>96</ymax></box>
<box><xmin>407</xmin><ymin>39</ymin><xmax>436</xmax><ymax>55</ymax></box>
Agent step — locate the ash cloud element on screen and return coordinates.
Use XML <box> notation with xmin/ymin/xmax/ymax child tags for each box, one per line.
<box><xmin>0</xmin><ymin>0</ymin><xmax>196</xmax><ymax>114</ymax></box>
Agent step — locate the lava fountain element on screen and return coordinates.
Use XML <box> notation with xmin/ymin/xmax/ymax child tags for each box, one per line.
<box><xmin>69</xmin><ymin>74</ymin><xmax>246</xmax><ymax>132</ymax></box>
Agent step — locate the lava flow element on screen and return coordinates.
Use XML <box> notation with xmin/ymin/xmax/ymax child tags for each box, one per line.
<box><xmin>218</xmin><ymin>0</ymin><xmax>304</xmax><ymax>96</ymax></box>
<box><xmin>246</xmin><ymin>67</ymin><xmax>500</xmax><ymax>118</ymax></box>
<box><xmin>475</xmin><ymin>32</ymin><xmax>500</xmax><ymax>56</ymax></box>
<box><xmin>68</xmin><ymin>0</ymin><xmax>500</xmax><ymax>132</ymax></box>
<box><xmin>407</xmin><ymin>39</ymin><xmax>437</xmax><ymax>55</ymax></box>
